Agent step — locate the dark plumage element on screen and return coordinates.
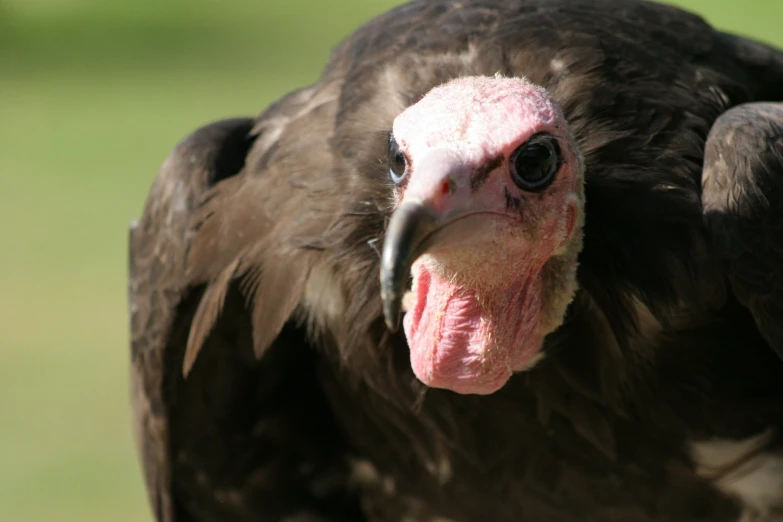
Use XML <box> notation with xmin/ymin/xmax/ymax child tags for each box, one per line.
<box><xmin>128</xmin><ymin>1</ymin><xmax>783</xmax><ymax>520</ymax></box>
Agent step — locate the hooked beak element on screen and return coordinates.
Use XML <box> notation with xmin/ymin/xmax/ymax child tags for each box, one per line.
<box><xmin>380</xmin><ymin>201</ymin><xmax>439</xmax><ymax>331</ymax></box>
<box><xmin>379</xmin><ymin>148</ymin><xmax>479</xmax><ymax>331</ymax></box>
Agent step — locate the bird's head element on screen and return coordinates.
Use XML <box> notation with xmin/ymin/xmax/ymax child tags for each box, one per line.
<box><xmin>381</xmin><ymin>76</ymin><xmax>585</xmax><ymax>395</ymax></box>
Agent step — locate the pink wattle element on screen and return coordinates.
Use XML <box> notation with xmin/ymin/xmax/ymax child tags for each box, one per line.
<box><xmin>403</xmin><ymin>261</ymin><xmax>544</xmax><ymax>395</ymax></box>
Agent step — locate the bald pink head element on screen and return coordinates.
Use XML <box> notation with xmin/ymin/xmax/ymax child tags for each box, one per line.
<box><xmin>380</xmin><ymin>76</ymin><xmax>585</xmax><ymax>395</ymax></box>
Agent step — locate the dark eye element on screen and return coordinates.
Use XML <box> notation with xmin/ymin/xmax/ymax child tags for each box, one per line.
<box><xmin>509</xmin><ymin>134</ymin><xmax>561</xmax><ymax>192</ymax></box>
<box><xmin>388</xmin><ymin>134</ymin><xmax>408</xmax><ymax>184</ymax></box>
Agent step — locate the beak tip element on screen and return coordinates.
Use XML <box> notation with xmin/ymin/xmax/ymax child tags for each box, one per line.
<box><xmin>381</xmin><ymin>290</ymin><xmax>401</xmax><ymax>332</ymax></box>
<box><xmin>384</xmin><ymin>317</ymin><xmax>399</xmax><ymax>332</ymax></box>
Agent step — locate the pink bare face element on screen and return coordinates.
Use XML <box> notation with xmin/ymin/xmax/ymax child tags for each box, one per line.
<box><xmin>380</xmin><ymin>76</ymin><xmax>585</xmax><ymax>395</ymax></box>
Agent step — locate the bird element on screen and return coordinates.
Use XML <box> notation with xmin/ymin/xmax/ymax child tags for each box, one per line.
<box><xmin>127</xmin><ymin>0</ymin><xmax>783</xmax><ymax>520</ymax></box>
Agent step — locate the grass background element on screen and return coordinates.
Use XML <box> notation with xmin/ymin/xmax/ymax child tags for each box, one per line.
<box><xmin>0</xmin><ymin>1</ymin><xmax>780</xmax><ymax>521</ymax></box>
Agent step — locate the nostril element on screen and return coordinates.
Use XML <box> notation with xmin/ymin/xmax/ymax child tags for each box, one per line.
<box><xmin>441</xmin><ymin>180</ymin><xmax>451</xmax><ymax>195</ymax></box>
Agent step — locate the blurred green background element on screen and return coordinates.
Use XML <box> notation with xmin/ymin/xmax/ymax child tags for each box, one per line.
<box><xmin>0</xmin><ymin>1</ymin><xmax>781</xmax><ymax>521</ymax></box>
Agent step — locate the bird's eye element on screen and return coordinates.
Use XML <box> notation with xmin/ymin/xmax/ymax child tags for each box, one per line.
<box><xmin>388</xmin><ymin>134</ymin><xmax>408</xmax><ymax>184</ymax></box>
<box><xmin>509</xmin><ymin>134</ymin><xmax>561</xmax><ymax>192</ymax></box>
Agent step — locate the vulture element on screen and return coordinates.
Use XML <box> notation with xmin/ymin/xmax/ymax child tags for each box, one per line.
<box><xmin>128</xmin><ymin>0</ymin><xmax>783</xmax><ymax>520</ymax></box>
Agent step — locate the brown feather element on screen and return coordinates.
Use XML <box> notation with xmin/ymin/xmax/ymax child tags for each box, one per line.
<box><xmin>183</xmin><ymin>258</ymin><xmax>239</xmax><ymax>376</ymax></box>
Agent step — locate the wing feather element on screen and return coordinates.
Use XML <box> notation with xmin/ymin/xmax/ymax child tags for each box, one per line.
<box><xmin>129</xmin><ymin>117</ymin><xmax>257</xmax><ymax>521</ymax></box>
<box><xmin>129</xmin><ymin>81</ymin><xmax>360</xmax><ymax>521</ymax></box>
<box><xmin>703</xmin><ymin>102</ymin><xmax>783</xmax><ymax>359</ymax></box>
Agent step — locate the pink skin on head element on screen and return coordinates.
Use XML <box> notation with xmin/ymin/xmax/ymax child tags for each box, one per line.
<box><xmin>391</xmin><ymin>76</ymin><xmax>582</xmax><ymax>395</ymax></box>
